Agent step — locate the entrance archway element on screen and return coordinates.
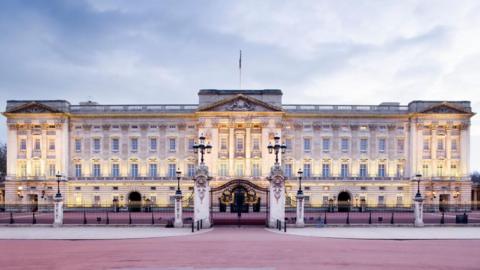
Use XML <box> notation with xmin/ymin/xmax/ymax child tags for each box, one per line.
<box><xmin>128</xmin><ymin>191</ymin><xmax>142</xmax><ymax>212</ymax></box>
<box><xmin>338</xmin><ymin>191</ymin><xmax>351</xmax><ymax>212</ymax></box>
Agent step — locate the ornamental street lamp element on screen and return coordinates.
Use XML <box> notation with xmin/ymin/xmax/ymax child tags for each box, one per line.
<box><xmin>193</xmin><ymin>133</ymin><xmax>212</xmax><ymax>164</ymax></box>
<box><xmin>415</xmin><ymin>173</ymin><xmax>422</xmax><ymax>198</ymax></box>
<box><xmin>267</xmin><ymin>134</ymin><xmax>287</xmax><ymax>165</ymax></box>
<box><xmin>55</xmin><ymin>172</ymin><xmax>63</xmax><ymax>199</ymax></box>
<box><xmin>176</xmin><ymin>169</ymin><xmax>182</xmax><ymax>195</ymax></box>
<box><xmin>297</xmin><ymin>168</ymin><xmax>303</xmax><ymax>195</ymax></box>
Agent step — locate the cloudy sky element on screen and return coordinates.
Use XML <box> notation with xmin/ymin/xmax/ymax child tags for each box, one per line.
<box><xmin>0</xmin><ymin>0</ymin><xmax>479</xmax><ymax>170</ymax></box>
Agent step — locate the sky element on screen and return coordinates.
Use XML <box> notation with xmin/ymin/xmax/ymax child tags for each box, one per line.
<box><xmin>0</xmin><ymin>0</ymin><xmax>479</xmax><ymax>171</ymax></box>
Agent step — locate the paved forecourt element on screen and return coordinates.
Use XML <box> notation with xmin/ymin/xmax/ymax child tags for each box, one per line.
<box><xmin>0</xmin><ymin>226</ymin><xmax>207</xmax><ymax>240</ymax></box>
<box><xmin>272</xmin><ymin>226</ymin><xmax>480</xmax><ymax>240</ymax></box>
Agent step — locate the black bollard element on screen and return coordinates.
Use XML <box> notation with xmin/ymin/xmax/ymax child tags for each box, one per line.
<box><xmin>284</xmin><ymin>221</ymin><xmax>287</xmax><ymax>232</ymax></box>
<box><xmin>129</xmin><ymin>212</ymin><xmax>132</xmax><ymax>225</ymax></box>
<box><xmin>390</xmin><ymin>212</ymin><xmax>394</xmax><ymax>225</ymax></box>
<box><xmin>368</xmin><ymin>211</ymin><xmax>372</xmax><ymax>224</ymax></box>
<box><xmin>9</xmin><ymin>212</ymin><xmax>14</xmax><ymax>224</ymax></box>
<box><xmin>324</xmin><ymin>211</ymin><xmax>327</xmax><ymax>225</ymax></box>
<box><xmin>346</xmin><ymin>212</ymin><xmax>350</xmax><ymax>225</ymax></box>
<box><xmin>191</xmin><ymin>220</ymin><xmax>194</xmax><ymax>232</ymax></box>
<box><xmin>197</xmin><ymin>220</ymin><xmax>200</xmax><ymax>231</ymax></box>
<box><xmin>440</xmin><ymin>212</ymin><xmax>445</xmax><ymax>224</ymax></box>
<box><xmin>151</xmin><ymin>212</ymin><xmax>155</xmax><ymax>225</ymax></box>
<box><xmin>106</xmin><ymin>211</ymin><xmax>110</xmax><ymax>225</ymax></box>
<box><xmin>32</xmin><ymin>212</ymin><xmax>36</xmax><ymax>224</ymax></box>
<box><xmin>83</xmin><ymin>210</ymin><xmax>87</xmax><ymax>225</ymax></box>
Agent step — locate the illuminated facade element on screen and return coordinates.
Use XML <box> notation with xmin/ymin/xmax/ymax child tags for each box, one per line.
<box><xmin>2</xmin><ymin>90</ymin><xmax>474</xmax><ymax>211</ymax></box>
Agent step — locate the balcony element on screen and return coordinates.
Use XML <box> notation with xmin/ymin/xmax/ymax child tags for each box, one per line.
<box><xmin>282</xmin><ymin>104</ymin><xmax>409</xmax><ymax>114</ymax></box>
<box><xmin>68</xmin><ymin>176</ymin><xmax>194</xmax><ymax>181</ymax></box>
<box><xmin>300</xmin><ymin>176</ymin><xmax>410</xmax><ymax>181</ymax></box>
<box><xmin>70</xmin><ymin>104</ymin><xmax>198</xmax><ymax>114</ymax></box>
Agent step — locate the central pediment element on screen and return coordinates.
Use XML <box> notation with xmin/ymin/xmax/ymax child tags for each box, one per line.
<box><xmin>197</xmin><ymin>94</ymin><xmax>283</xmax><ymax>112</ymax></box>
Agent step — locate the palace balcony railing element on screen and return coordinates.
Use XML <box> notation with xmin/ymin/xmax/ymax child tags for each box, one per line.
<box><xmin>70</xmin><ymin>104</ymin><xmax>199</xmax><ymax>114</ymax></box>
<box><xmin>68</xmin><ymin>176</ymin><xmax>195</xmax><ymax>181</ymax></box>
<box><xmin>282</xmin><ymin>104</ymin><xmax>409</xmax><ymax>114</ymax></box>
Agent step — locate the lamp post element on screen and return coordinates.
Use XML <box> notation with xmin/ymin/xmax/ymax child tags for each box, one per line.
<box><xmin>174</xmin><ymin>169</ymin><xmax>183</xmax><ymax>228</ymax></box>
<box><xmin>296</xmin><ymin>169</ymin><xmax>305</xmax><ymax>227</ymax></box>
<box><xmin>176</xmin><ymin>169</ymin><xmax>182</xmax><ymax>195</ymax></box>
<box><xmin>193</xmin><ymin>133</ymin><xmax>212</xmax><ymax>165</ymax></box>
<box><xmin>267</xmin><ymin>133</ymin><xmax>287</xmax><ymax>165</ymax></box>
<box><xmin>297</xmin><ymin>168</ymin><xmax>303</xmax><ymax>196</ymax></box>
<box><xmin>55</xmin><ymin>172</ymin><xmax>63</xmax><ymax>199</ymax></box>
<box><xmin>53</xmin><ymin>172</ymin><xmax>65</xmax><ymax>227</ymax></box>
<box><xmin>414</xmin><ymin>173</ymin><xmax>424</xmax><ymax>227</ymax></box>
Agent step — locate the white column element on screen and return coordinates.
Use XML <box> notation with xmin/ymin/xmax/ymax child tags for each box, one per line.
<box><xmin>174</xmin><ymin>192</ymin><xmax>183</xmax><ymax>228</ymax></box>
<box><xmin>268</xmin><ymin>165</ymin><xmax>285</xmax><ymax>228</ymax></box>
<box><xmin>229</xmin><ymin>127</ymin><xmax>234</xmax><ymax>177</ymax></box>
<box><xmin>193</xmin><ymin>164</ymin><xmax>211</xmax><ymax>228</ymax></box>
<box><xmin>296</xmin><ymin>193</ymin><xmax>305</xmax><ymax>227</ymax></box>
<box><xmin>7</xmin><ymin>124</ymin><xmax>17</xmax><ymax>179</ymax></box>
<box><xmin>460</xmin><ymin>123</ymin><xmax>470</xmax><ymax>177</ymax></box>
<box><xmin>53</xmin><ymin>195</ymin><xmax>64</xmax><ymax>227</ymax></box>
<box><xmin>245</xmin><ymin>126</ymin><xmax>251</xmax><ymax>176</ymax></box>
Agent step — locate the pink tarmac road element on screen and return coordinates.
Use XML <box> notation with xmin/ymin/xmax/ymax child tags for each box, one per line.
<box><xmin>1</xmin><ymin>227</ymin><xmax>480</xmax><ymax>270</ymax></box>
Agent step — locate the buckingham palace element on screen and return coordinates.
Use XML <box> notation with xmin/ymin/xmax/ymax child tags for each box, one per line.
<box><xmin>1</xmin><ymin>89</ymin><xmax>475</xmax><ymax>212</ymax></box>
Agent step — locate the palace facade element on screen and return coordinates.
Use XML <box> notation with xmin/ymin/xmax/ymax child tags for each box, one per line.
<box><xmin>2</xmin><ymin>90</ymin><xmax>475</xmax><ymax>211</ymax></box>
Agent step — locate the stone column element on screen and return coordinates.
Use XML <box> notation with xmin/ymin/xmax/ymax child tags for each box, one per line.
<box><xmin>267</xmin><ymin>164</ymin><xmax>285</xmax><ymax>228</ymax></box>
<box><xmin>414</xmin><ymin>194</ymin><xmax>424</xmax><ymax>227</ymax></box>
<box><xmin>194</xmin><ymin>164</ymin><xmax>211</xmax><ymax>228</ymax></box>
<box><xmin>53</xmin><ymin>195</ymin><xmax>64</xmax><ymax>227</ymax></box>
<box><xmin>296</xmin><ymin>192</ymin><xmax>305</xmax><ymax>227</ymax></box>
<box><xmin>174</xmin><ymin>192</ymin><xmax>183</xmax><ymax>228</ymax></box>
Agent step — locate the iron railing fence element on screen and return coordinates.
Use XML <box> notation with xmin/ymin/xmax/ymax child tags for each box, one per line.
<box><xmin>0</xmin><ymin>204</ymin><xmax>194</xmax><ymax>226</ymax></box>
<box><xmin>285</xmin><ymin>204</ymin><xmax>480</xmax><ymax>225</ymax></box>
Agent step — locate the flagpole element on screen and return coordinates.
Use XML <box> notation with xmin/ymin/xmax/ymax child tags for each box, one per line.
<box><xmin>239</xmin><ymin>50</ymin><xmax>242</xmax><ymax>90</ymax></box>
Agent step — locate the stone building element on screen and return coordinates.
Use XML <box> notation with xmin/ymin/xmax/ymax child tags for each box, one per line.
<box><xmin>1</xmin><ymin>90</ymin><xmax>474</xmax><ymax>212</ymax></box>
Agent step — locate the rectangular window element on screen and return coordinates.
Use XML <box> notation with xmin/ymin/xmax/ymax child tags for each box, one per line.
<box><xmin>359</xmin><ymin>164</ymin><xmax>367</xmax><ymax>177</ymax></box>
<box><xmin>150</xmin><ymin>138</ymin><xmax>157</xmax><ymax>151</ymax></box>
<box><xmin>360</xmin><ymin>138</ymin><xmax>368</xmax><ymax>153</ymax></box>
<box><xmin>252</xmin><ymin>138</ymin><xmax>260</xmax><ymax>150</ymax></box>
<box><xmin>396</xmin><ymin>164</ymin><xmax>404</xmax><ymax>177</ymax></box>
<box><xmin>20</xmin><ymin>139</ymin><xmax>27</xmax><ymax>151</ymax></box>
<box><xmin>48</xmin><ymin>139</ymin><xmax>55</xmax><ymax>151</ymax></box>
<box><xmin>219</xmin><ymin>163</ymin><xmax>228</xmax><ymax>177</ymax></box>
<box><xmin>322</xmin><ymin>163</ymin><xmax>330</xmax><ymax>177</ymax></box>
<box><xmin>340</xmin><ymin>164</ymin><xmax>349</xmax><ymax>178</ymax></box>
<box><xmin>48</xmin><ymin>164</ymin><xmax>56</xmax><ymax>177</ymax></box>
<box><xmin>437</xmin><ymin>139</ymin><xmax>444</xmax><ymax>150</ymax></box>
<box><xmin>284</xmin><ymin>164</ymin><xmax>292</xmax><ymax>178</ymax></box>
<box><xmin>236</xmin><ymin>137</ymin><xmax>244</xmax><ymax>152</ymax></box>
<box><xmin>422</xmin><ymin>164</ymin><xmax>429</xmax><ymax>177</ymax></box>
<box><xmin>111</xmin><ymin>138</ymin><xmax>119</xmax><ymax>152</ymax></box>
<box><xmin>304</xmin><ymin>138</ymin><xmax>311</xmax><ymax>152</ymax></box>
<box><xmin>33</xmin><ymin>161</ymin><xmax>41</xmax><ymax>176</ymax></box>
<box><xmin>149</xmin><ymin>164</ymin><xmax>157</xmax><ymax>177</ymax></box>
<box><xmin>169</xmin><ymin>138</ymin><xmax>176</xmax><ymax>152</ymax></box>
<box><xmin>285</xmin><ymin>138</ymin><xmax>292</xmax><ymax>151</ymax></box>
<box><xmin>236</xmin><ymin>164</ymin><xmax>244</xmax><ymax>177</ymax></box>
<box><xmin>188</xmin><ymin>164</ymin><xmax>195</xmax><ymax>177</ymax></box>
<box><xmin>341</xmin><ymin>138</ymin><xmax>349</xmax><ymax>152</ymax></box>
<box><xmin>378</xmin><ymin>138</ymin><xmax>386</xmax><ymax>153</ymax></box>
<box><xmin>437</xmin><ymin>164</ymin><xmax>443</xmax><ymax>176</ymax></box>
<box><xmin>252</xmin><ymin>163</ymin><xmax>261</xmax><ymax>177</ymax></box>
<box><xmin>423</xmin><ymin>139</ymin><xmax>430</xmax><ymax>151</ymax></box>
<box><xmin>188</xmin><ymin>139</ymin><xmax>195</xmax><ymax>151</ymax></box>
<box><xmin>168</xmin><ymin>164</ymin><xmax>176</xmax><ymax>178</ymax></box>
<box><xmin>397</xmin><ymin>139</ymin><xmax>405</xmax><ymax>153</ymax></box>
<box><xmin>131</xmin><ymin>163</ymin><xmax>139</xmax><ymax>177</ymax></box>
<box><xmin>75</xmin><ymin>139</ymin><xmax>82</xmax><ymax>152</ymax></box>
<box><xmin>93</xmin><ymin>164</ymin><xmax>101</xmax><ymax>177</ymax></box>
<box><xmin>19</xmin><ymin>163</ymin><xmax>27</xmax><ymax>177</ymax></box>
<box><xmin>322</xmin><ymin>138</ymin><xmax>330</xmax><ymax>152</ymax></box>
<box><xmin>131</xmin><ymin>138</ymin><xmax>138</xmax><ymax>152</ymax></box>
<box><xmin>303</xmin><ymin>164</ymin><xmax>311</xmax><ymax>178</ymax></box>
<box><xmin>75</xmin><ymin>164</ymin><xmax>82</xmax><ymax>177</ymax></box>
<box><xmin>93</xmin><ymin>195</ymin><xmax>101</xmax><ymax>207</ymax></box>
<box><xmin>220</xmin><ymin>137</ymin><xmax>228</xmax><ymax>150</ymax></box>
<box><xmin>378</xmin><ymin>196</ymin><xmax>385</xmax><ymax>206</ymax></box>
<box><xmin>112</xmin><ymin>164</ymin><xmax>120</xmax><ymax>177</ymax></box>
<box><xmin>93</xmin><ymin>138</ymin><xmax>101</xmax><ymax>152</ymax></box>
<box><xmin>34</xmin><ymin>139</ymin><xmax>41</xmax><ymax>151</ymax></box>
<box><xmin>396</xmin><ymin>196</ymin><xmax>403</xmax><ymax>206</ymax></box>
<box><xmin>451</xmin><ymin>139</ymin><xmax>458</xmax><ymax>151</ymax></box>
<box><xmin>378</xmin><ymin>164</ymin><xmax>386</xmax><ymax>177</ymax></box>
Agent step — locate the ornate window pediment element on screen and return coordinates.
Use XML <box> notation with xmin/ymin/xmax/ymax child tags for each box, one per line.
<box><xmin>6</xmin><ymin>102</ymin><xmax>62</xmax><ymax>114</ymax></box>
<box><xmin>420</xmin><ymin>103</ymin><xmax>470</xmax><ymax>114</ymax></box>
<box><xmin>197</xmin><ymin>94</ymin><xmax>282</xmax><ymax>112</ymax></box>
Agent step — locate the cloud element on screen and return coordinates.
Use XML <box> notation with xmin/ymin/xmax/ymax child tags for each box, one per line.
<box><xmin>0</xmin><ymin>0</ymin><xmax>479</xmax><ymax>170</ymax></box>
